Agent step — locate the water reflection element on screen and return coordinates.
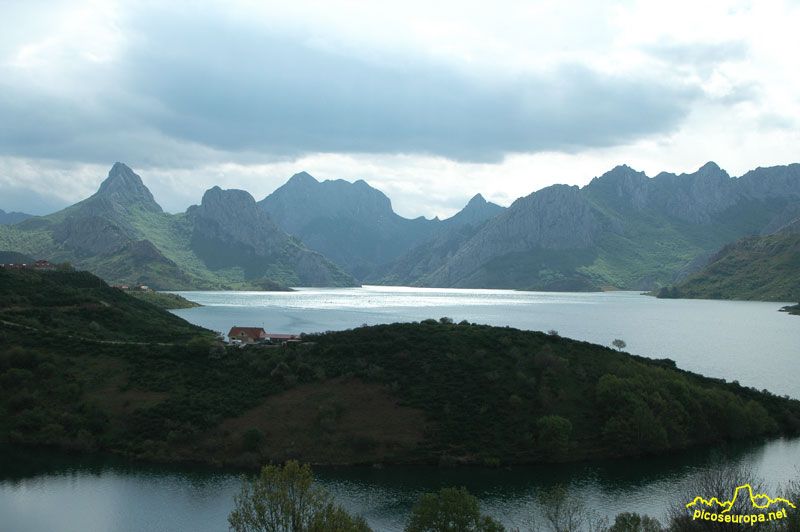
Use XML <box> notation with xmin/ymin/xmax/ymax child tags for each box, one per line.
<box><xmin>2</xmin><ymin>437</ymin><xmax>798</xmax><ymax>532</ymax></box>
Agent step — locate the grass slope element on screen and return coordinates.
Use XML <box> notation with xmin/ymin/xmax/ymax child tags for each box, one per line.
<box><xmin>126</xmin><ymin>290</ymin><xmax>201</xmax><ymax>310</ymax></box>
<box><xmin>3</xmin><ymin>270</ymin><xmax>800</xmax><ymax>467</ymax></box>
<box><xmin>657</xmin><ymin>231</ymin><xmax>800</xmax><ymax>301</ymax></box>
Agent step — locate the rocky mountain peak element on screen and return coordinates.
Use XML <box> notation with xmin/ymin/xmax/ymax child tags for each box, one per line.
<box><xmin>586</xmin><ymin>163</ymin><xmax>650</xmax><ymax>209</ymax></box>
<box><xmin>198</xmin><ymin>186</ymin><xmax>262</xmax><ymax>223</ymax></box>
<box><xmin>193</xmin><ymin>186</ymin><xmax>288</xmax><ymax>258</ymax></box>
<box><xmin>287</xmin><ymin>171</ymin><xmax>319</xmax><ymax>186</ymax></box>
<box><xmin>258</xmin><ymin>172</ymin><xmax>396</xmax><ymax>234</ymax></box>
<box><xmin>443</xmin><ymin>193</ymin><xmax>505</xmax><ymax>227</ymax></box>
<box><xmin>690</xmin><ymin>161</ymin><xmax>730</xmax><ymax>182</ymax></box>
<box><xmin>697</xmin><ymin>161</ymin><xmax>723</xmax><ymax>174</ymax></box>
<box><xmin>93</xmin><ymin>163</ymin><xmax>162</xmax><ymax>213</ymax></box>
<box><xmin>467</xmin><ymin>193</ymin><xmax>486</xmax><ymax>205</ymax></box>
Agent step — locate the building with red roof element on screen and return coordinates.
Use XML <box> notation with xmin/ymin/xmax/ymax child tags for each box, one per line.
<box><xmin>228</xmin><ymin>326</ymin><xmax>268</xmax><ymax>344</ymax></box>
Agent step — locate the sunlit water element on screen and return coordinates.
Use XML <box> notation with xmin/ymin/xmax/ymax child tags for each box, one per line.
<box><xmin>2</xmin><ymin>288</ymin><xmax>798</xmax><ymax>531</ymax></box>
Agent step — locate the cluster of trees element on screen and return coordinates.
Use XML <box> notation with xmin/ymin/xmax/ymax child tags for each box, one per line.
<box><xmin>4</xmin><ymin>310</ymin><xmax>800</xmax><ymax>466</ymax></box>
<box><xmin>300</xmin><ymin>320</ymin><xmax>800</xmax><ymax>463</ymax></box>
<box><xmin>229</xmin><ymin>461</ymin><xmax>800</xmax><ymax>532</ymax></box>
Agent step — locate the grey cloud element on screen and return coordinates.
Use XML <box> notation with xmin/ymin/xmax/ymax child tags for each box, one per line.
<box><xmin>0</xmin><ymin>185</ymin><xmax>70</xmax><ymax>215</ymax></box>
<box><xmin>0</xmin><ymin>7</ymin><xmax>702</xmax><ymax>165</ymax></box>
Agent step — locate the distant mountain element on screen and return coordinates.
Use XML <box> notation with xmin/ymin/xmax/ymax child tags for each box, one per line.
<box><xmin>365</xmin><ymin>222</ymin><xmax>486</xmax><ymax>286</ymax></box>
<box><xmin>657</xmin><ymin>229</ymin><xmax>800</xmax><ymax>302</ymax></box>
<box><xmin>0</xmin><ymin>250</ymin><xmax>37</xmax><ymax>264</ymax></box>
<box><xmin>258</xmin><ymin>172</ymin><xmax>504</xmax><ymax>279</ymax></box>
<box><xmin>188</xmin><ymin>186</ymin><xmax>353</xmax><ymax>286</ymax></box>
<box><xmin>379</xmin><ymin>162</ymin><xmax>800</xmax><ymax>290</ymax></box>
<box><xmin>4</xmin><ymin>161</ymin><xmax>799</xmax><ymax>293</ymax></box>
<box><xmin>0</xmin><ymin>163</ymin><xmax>354</xmax><ymax>289</ymax></box>
<box><xmin>440</xmin><ymin>193</ymin><xmax>505</xmax><ymax>228</ymax></box>
<box><xmin>0</xmin><ymin>209</ymin><xmax>34</xmax><ymax>225</ymax></box>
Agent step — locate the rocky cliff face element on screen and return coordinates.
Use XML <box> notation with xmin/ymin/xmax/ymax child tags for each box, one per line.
<box><xmin>258</xmin><ymin>172</ymin><xmax>397</xmax><ymax>235</ymax></box>
<box><xmin>260</xmin><ymin>171</ymin><xmax>453</xmax><ymax>279</ymax></box>
<box><xmin>52</xmin><ymin>206</ymin><xmax>134</xmax><ymax>257</ymax></box>
<box><xmin>423</xmin><ymin>185</ymin><xmax>599</xmax><ymax>287</ymax></box>
<box><xmin>49</xmin><ymin>163</ymin><xmax>164</xmax><ymax>256</ymax></box>
<box><xmin>392</xmin><ymin>162</ymin><xmax>800</xmax><ymax>289</ymax></box>
<box><xmin>585</xmin><ymin>162</ymin><xmax>800</xmax><ymax>226</ymax></box>
<box><xmin>192</xmin><ymin>186</ymin><xmax>289</xmax><ymax>257</ymax></box>
<box><xmin>190</xmin><ymin>186</ymin><xmax>355</xmax><ymax>286</ymax></box>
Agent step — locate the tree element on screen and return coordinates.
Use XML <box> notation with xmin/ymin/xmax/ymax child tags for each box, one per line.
<box><xmin>607</xmin><ymin>512</ymin><xmax>663</xmax><ymax>532</ymax></box>
<box><xmin>241</xmin><ymin>427</ymin><xmax>265</xmax><ymax>451</ymax></box>
<box><xmin>228</xmin><ymin>460</ymin><xmax>372</xmax><ymax>532</ymax></box>
<box><xmin>404</xmin><ymin>487</ymin><xmax>505</xmax><ymax>532</ymax></box>
<box><xmin>612</xmin><ymin>339</ymin><xmax>626</xmax><ymax>351</ymax></box>
<box><xmin>667</xmin><ymin>462</ymin><xmax>772</xmax><ymax>532</ymax></box>
<box><xmin>535</xmin><ymin>415</ymin><xmax>572</xmax><ymax>459</ymax></box>
<box><xmin>523</xmin><ymin>485</ymin><xmax>606</xmax><ymax>532</ymax></box>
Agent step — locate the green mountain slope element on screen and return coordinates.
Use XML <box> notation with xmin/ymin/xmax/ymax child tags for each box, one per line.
<box><xmin>657</xmin><ymin>230</ymin><xmax>800</xmax><ymax>301</ymax></box>
<box><xmin>0</xmin><ymin>163</ymin><xmax>355</xmax><ymax>289</ymax></box>
<box><xmin>2</xmin><ymin>268</ymin><xmax>798</xmax><ymax>466</ymax></box>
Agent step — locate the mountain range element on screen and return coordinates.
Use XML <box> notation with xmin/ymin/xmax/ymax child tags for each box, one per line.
<box><xmin>372</xmin><ymin>162</ymin><xmax>800</xmax><ymax>291</ymax></box>
<box><xmin>258</xmin><ymin>172</ymin><xmax>504</xmax><ymax>279</ymax></box>
<box><xmin>1</xmin><ymin>161</ymin><xmax>799</xmax><ymax>294</ymax></box>
<box><xmin>0</xmin><ymin>163</ymin><xmax>352</xmax><ymax>289</ymax></box>
<box><xmin>0</xmin><ymin>209</ymin><xmax>33</xmax><ymax>225</ymax></box>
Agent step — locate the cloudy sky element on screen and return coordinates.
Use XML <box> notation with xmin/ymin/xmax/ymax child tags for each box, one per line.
<box><xmin>1</xmin><ymin>0</ymin><xmax>798</xmax><ymax>217</ymax></box>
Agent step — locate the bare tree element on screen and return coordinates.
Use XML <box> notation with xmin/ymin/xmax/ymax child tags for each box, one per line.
<box><xmin>512</xmin><ymin>486</ymin><xmax>607</xmax><ymax>532</ymax></box>
<box><xmin>667</xmin><ymin>462</ymin><xmax>779</xmax><ymax>532</ymax></box>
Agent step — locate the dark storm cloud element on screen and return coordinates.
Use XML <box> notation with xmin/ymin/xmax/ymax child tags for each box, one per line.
<box><xmin>0</xmin><ymin>8</ymin><xmax>702</xmax><ymax>164</ymax></box>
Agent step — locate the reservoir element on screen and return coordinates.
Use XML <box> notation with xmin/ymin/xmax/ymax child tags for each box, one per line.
<box><xmin>2</xmin><ymin>288</ymin><xmax>798</xmax><ymax>531</ymax></box>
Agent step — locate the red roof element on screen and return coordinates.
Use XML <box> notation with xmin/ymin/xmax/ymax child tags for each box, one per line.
<box><xmin>228</xmin><ymin>327</ymin><xmax>267</xmax><ymax>339</ymax></box>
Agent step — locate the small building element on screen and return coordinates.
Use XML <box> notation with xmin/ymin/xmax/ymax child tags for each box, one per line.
<box><xmin>228</xmin><ymin>326</ymin><xmax>268</xmax><ymax>344</ymax></box>
<box><xmin>32</xmin><ymin>260</ymin><xmax>55</xmax><ymax>270</ymax></box>
<box><xmin>267</xmin><ymin>333</ymin><xmax>302</xmax><ymax>346</ymax></box>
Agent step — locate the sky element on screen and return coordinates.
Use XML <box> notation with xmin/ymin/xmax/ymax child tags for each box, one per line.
<box><xmin>1</xmin><ymin>1</ymin><xmax>799</xmax><ymax>217</ymax></box>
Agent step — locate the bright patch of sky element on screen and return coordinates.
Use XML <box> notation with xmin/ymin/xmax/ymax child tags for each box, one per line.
<box><xmin>1</xmin><ymin>0</ymin><xmax>798</xmax><ymax>217</ymax></box>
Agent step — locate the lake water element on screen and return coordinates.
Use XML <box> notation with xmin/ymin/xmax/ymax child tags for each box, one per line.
<box><xmin>3</xmin><ymin>288</ymin><xmax>799</xmax><ymax>531</ymax></box>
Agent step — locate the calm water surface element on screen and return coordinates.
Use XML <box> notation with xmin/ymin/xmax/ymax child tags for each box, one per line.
<box><xmin>3</xmin><ymin>288</ymin><xmax>798</xmax><ymax>531</ymax></box>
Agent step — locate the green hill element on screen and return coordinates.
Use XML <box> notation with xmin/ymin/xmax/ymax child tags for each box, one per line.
<box><xmin>657</xmin><ymin>230</ymin><xmax>800</xmax><ymax>301</ymax></box>
<box><xmin>2</xmin><ymin>268</ymin><xmax>798</xmax><ymax>467</ymax></box>
<box><xmin>126</xmin><ymin>290</ymin><xmax>201</xmax><ymax>310</ymax></box>
<box><xmin>0</xmin><ymin>267</ymin><xmax>210</xmax><ymax>342</ymax></box>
